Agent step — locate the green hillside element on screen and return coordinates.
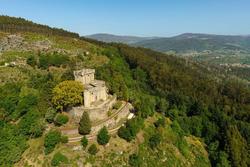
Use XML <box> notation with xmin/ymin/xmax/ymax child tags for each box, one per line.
<box><xmin>0</xmin><ymin>17</ymin><xmax>249</xmax><ymax>167</ymax></box>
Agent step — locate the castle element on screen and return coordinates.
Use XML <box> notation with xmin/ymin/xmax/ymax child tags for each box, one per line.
<box><xmin>74</xmin><ymin>69</ymin><xmax>107</xmax><ymax>107</ymax></box>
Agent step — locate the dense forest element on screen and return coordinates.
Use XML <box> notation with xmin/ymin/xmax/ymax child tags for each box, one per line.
<box><xmin>0</xmin><ymin>16</ymin><xmax>249</xmax><ymax>166</ymax></box>
<box><xmin>0</xmin><ymin>15</ymin><xmax>79</xmax><ymax>38</ymax></box>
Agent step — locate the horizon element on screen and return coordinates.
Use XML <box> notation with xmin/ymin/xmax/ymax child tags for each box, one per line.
<box><xmin>1</xmin><ymin>0</ymin><xmax>250</xmax><ymax>37</ymax></box>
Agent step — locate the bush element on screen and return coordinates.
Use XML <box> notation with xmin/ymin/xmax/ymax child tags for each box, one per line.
<box><xmin>154</xmin><ymin>117</ymin><xmax>166</xmax><ymax>128</ymax></box>
<box><xmin>27</xmin><ymin>54</ymin><xmax>36</xmax><ymax>67</ymax></box>
<box><xmin>97</xmin><ymin>126</ymin><xmax>110</xmax><ymax>145</ymax></box>
<box><xmin>61</xmin><ymin>135</ymin><xmax>68</xmax><ymax>143</ymax></box>
<box><xmin>81</xmin><ymin>136</ymin><xmax>88</xmax><ymax>149</ymax></box>
<box><xmin>51</xmin><ymin>152</ymin><xmax>68</xmax><ymax>166</ymax></box>
<box><xmin>148</xmin><ymin>133</ymin><xmax>161</xmax><ymax>149</ymax></box>
<box><xmin>113</xmin><ymin>101</ymin><xmax>122</xmax><ymax>110</ymax></box>
<box><xmin>45</xmin><ymin>108</ymin><xmax>57</xmax><ymax>123</ymax></box>
<box><xmin>88</xmin><ymin>144</ymin><xmax>98</xmax><ymax>155</ymax></box>
<box><xmin>54</xmin><ymin>114</ymin><xmax>69</xmax><ymax>126</ymax></box>
<box><xmin>44</xmin><ymin>130</ymin><xmax>61</xmax><ymax>154</ymax></box>
<box><xmin>78</xmin><ymin>111</ymin><xmax>91</xmax><ymax>135</ymax></box>
<box><xmin>129</xmin><ymin>154</ymin><xmax>142</xmax><ymax>167</ymax></box>
<box><xmin>118</xmin><ymin>118</ymin><xmax>144</xmax><ymax>142</ymax></box>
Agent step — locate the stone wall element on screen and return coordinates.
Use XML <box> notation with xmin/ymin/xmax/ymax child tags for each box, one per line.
<box><xmin>69</xmin><ymin>95</ymin><xmax>117</xmax><ymax>123</ymax></box>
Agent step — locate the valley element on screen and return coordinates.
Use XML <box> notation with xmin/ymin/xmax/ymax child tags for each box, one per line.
<box><xmin>0</xmin><ymin>15</ymin><xmax>249</xmax><ymax>167</ymax></box>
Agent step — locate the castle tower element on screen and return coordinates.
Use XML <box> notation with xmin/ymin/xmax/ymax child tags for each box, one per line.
<box><xmin>74</xmin><ymin>69</ymin><xmax>108</xmax><ymax>107</ymax></box>
<box><xmin>73</xmin><ymin>69</ymin><xmax>95</xmax><ymax>85</ymax></box>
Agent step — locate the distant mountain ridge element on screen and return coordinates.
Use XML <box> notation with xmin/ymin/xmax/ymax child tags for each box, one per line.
<box><xmin>135</xmin><ymin>33</ymin><xmax>250</xmax><ymax>53</ymax></box>
<box><xmin>87</xmin><ymin>32</ymin><xmax>250</xmax><ymax>53</ymax></box>
<box><xmin>86</xmin><ymin>33</ymin><xmax>157</xmax><ymax>44</ymax></box>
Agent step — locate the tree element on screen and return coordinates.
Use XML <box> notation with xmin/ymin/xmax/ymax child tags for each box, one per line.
<box><xmin>78</xmin><ymin>111</ymin><xmax>91</xmax><ymax>135</ymax></box>
<box><xmin>225</xmin><ymin>125</ymin><xmax>249</xmax><ymax>167</ymax></box>
<box><xmin>97</xmin><ymin>126</ymin><xmax>110</xmax><ymax>145</ymax></box>
<box><xmin>54</xmin><ymin>114</ymin><xmax>69</xmax><ymax>126</ymax></box>
<box><xmin>44</xmin><ymin>130</ymin><xmax>61</xmax><ymax>154</ymax></box>
<box><xmin>81</xmin><ymin>136</ymin><xmax>88</xmax><ymax>149</ymax></box>
<box><xmin>52</xmin><ymin>80</ymin><xmax>84</xmax><ymax>111</ymax></box>
<box><xmin>88</xmin><ymin>144</ymin><xmax>98</xmax><ymax>155</ymax></box>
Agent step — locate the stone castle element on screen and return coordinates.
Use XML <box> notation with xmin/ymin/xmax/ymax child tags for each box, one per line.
<box><xmin>70</xmin><ymin>68</ymin><xmax>117</xmax><ymax>122</ymax></box>
<box><xmin>74</xmin><ymin>69</ymin><xmax>107</xmax><ymax>107</ymax></box>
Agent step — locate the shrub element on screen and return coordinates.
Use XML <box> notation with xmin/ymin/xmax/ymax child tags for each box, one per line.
<box><xmin>129</xmin><ymin>154</ymin><xmax>142</xmax><ymax>167</ymax></box>
<box><xmin>51</xmin><ymin>152</ymin><xmax>68</xmax><ymax>166</ymax></box>
<box><xmin>78</xmin><ymin>111</ymin><xmax>91</xmax><ymax>135</ymax></box>
<box><xmin>148</xmin><ymin>133</ymin><xmax>161</xmax><ymax>149</ymax></box>
<box><xmin>26</xmin><ymin>55</ymin><xmax>36</xmax><ymax>67</ymax></box>
<box><xmin>45</xmin><ymin>108</ymin><xmax>57</xmax><ymax>123</ymax></box>
<box><xmin>54</xmin><ymin>114</ymin><xmax>69</xmax><ymax>126</ymax></box>
<box><xmin>61</xmin><ymin>135</ymin><xmax>68</xmax><ymax>143</ymax></box>
<box><xmin>44</xmin><ymin>130</ymin><xmax>61</xmax><ymax>154</ymax></box>
<box><xmin>113</xmin><ymin>101</ymin><xmax>122</xmax><ymax>110</ymax></box>
<box><xmin>81</xmin><ymin>136</ymin><xmax>88</xmax><ymax>149</ymax></box>
<box><xmin>97</xmin><ymin>126</ymin><xmax>110</xmax><ymax>145</ymax></box>
<box><xmin>118</xmin><ymin>118</ymin><xmax>144</xmax><ymax>142</ymax></box>
<box><xmin>88</xmin><ymin>144</ymin><xmax>98</xmax><ymax>155</ymax></box>
<box><xmin>154</xmin><ymin>117</ymin><xmax>166</xmax><ymax>128</ymax></box>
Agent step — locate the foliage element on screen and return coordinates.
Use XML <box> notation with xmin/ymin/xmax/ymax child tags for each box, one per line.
<box><xmin>118</xmin><ymin>117</ymin><xmax>144</xmax><ymax>142</ymax></box>
<box><xmin>97</xmin><ymin>126</ymin><xmax>110</xmax><ymax>145</ymax></box>
<box><xmin>44</xmin><ymin>130</ymin><xmax>62</xmax><ymax>154</ymax></box>
<box><xmin>45</xmin><ymin>107</ymin><xmax>57</xmax><ymax>123</ymax></box>
<box><xmin>128</xmin><ymin>154</ymin><xmax>142</xmax><ymax>167</ymax></box>
<box><xmin>154</xmin><ymin>117</ymin><xmax>166</xmax><ymax>128</ymax></box>
<box><xmin>51</xmin><ymin>152</ymin><xmax>68</xmax><ymax>166</ymax></box>
<box><xmin>113</xmin><ymin>101</ymin><xmax>122</xmax><ymax>110</ymax></box>
<box><xmin>0</xmin><ymin>15</ymin><xmax>79</xmax><ymax>38</ymax></box>
<box><xmin>148</xmin><ymin>133</ymin><xmax>161</xmax><ymax>149</ymax></box>
<box><xmin>78</xmin><ymin>111</ymin><xmax>91</xmax><ymax>135</ymax></box>
<box><xmin>60</xmin><ymin>135</ymin><xmax>68</xmax><ymax>143</ymax></box>
<box><xmin>88</xmin><ymin>144</ymin><xmax>98</xmax><ymax>155</ymax></box>
<box><xmin>52</xmin><ymin>80</ymin><xmax>84</xmax><ymax>111</ymax></box>
<box><xmin>18</xmin><ymin>109</ymin><xmax>44</xmax><ymax>138</ymax></box>
<box><xmin>26</xmin><ymin>54</ymin><xmax>37</xmax><ymax>67</ymax></box>
<box><xmin>0</xmin><ymin>122</ymin><xmax>28</xmax><ymax>166</ymax></box>
<box><xmin>81</xmin><ymin>136</ymin><xmax>88</xmax><ymax>149</ymax></box>
<box><xmin>38</xmin><ymin>52</ymin><xmax>70</xmax><ymax>69</ymax></box>
<box><xmin>54</xmin><ymin>113</ymin><xmax>69</xmax><ymax>126</ymax></box>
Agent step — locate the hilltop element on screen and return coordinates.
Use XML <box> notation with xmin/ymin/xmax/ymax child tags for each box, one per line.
<box><xmin>86</xmin><ymin>33</ymin><xmax>157</xmax><ymax>44</ymax></box>
<box><xmin>0</xmin><ymin>16</ymin><xmax>249</xmax><ymax>167</ymax></box>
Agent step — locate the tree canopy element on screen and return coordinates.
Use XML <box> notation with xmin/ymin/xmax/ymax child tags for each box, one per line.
<box><xmin>52</xmin><ymin>80</ymin><xmax>84</xmax><ymax>111</ymax></box>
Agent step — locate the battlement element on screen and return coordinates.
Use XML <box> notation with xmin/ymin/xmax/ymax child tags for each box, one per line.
<box><xmin>74</xmin><ymin>69</ymin><xmax>95</xmax><ymax>85</ymax></box>
<box><xmin>74</xmin><ymin>69</ymin><xmax>95</xmax><ymax>76</ymax></box>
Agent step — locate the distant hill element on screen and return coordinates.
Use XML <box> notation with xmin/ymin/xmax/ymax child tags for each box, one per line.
<box><xmin>86</xmin><ymin>33</ymin><xmax>157</xmax><ymax>44</ymax></box>
<box><xmin>134</xmin><ymin>33</ymin><xmax>250</xmax><ymax>53</ymax></box>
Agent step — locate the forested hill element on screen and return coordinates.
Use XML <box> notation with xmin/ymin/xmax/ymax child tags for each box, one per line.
<box><xmin>86</xmin><ymin>33</ymin><xmax>156</xmax><ymax>44</ymax></box>
<box><xmin>0</xmin><ymin>15</ymin><xmax>79</xmax><ymax>38</ymax></box>
<box><xmin>0</xmin><ymin>16</ymin><xmax>249</xmax><ymax>167</ymax></box>
<box><xmin>134</xmin><ymin>33</ymin><xmax>250</xmax><ymax>53</ymax></box>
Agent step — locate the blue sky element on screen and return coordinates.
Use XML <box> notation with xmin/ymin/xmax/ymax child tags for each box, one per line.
<box><xmin>0</xmin><ymin>0</ymin><xmax>250</xmax><ymax>37</ymax></box>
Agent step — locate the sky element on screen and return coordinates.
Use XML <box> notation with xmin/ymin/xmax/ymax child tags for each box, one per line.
<box><xmin>0</xmin><ymin>0</ymin><xmax>250</xmax><ymax>37</ymax></box>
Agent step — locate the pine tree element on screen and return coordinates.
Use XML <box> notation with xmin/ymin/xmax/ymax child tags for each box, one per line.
<box><xmin>97</xmin><ymin>126</ymin><xmax>110</xmax><ymax>145</ymax></box>
<box><xmin>78</xmin><ymin>111</ymin><xmax>91</xmax><ymax>135</ymax></box>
